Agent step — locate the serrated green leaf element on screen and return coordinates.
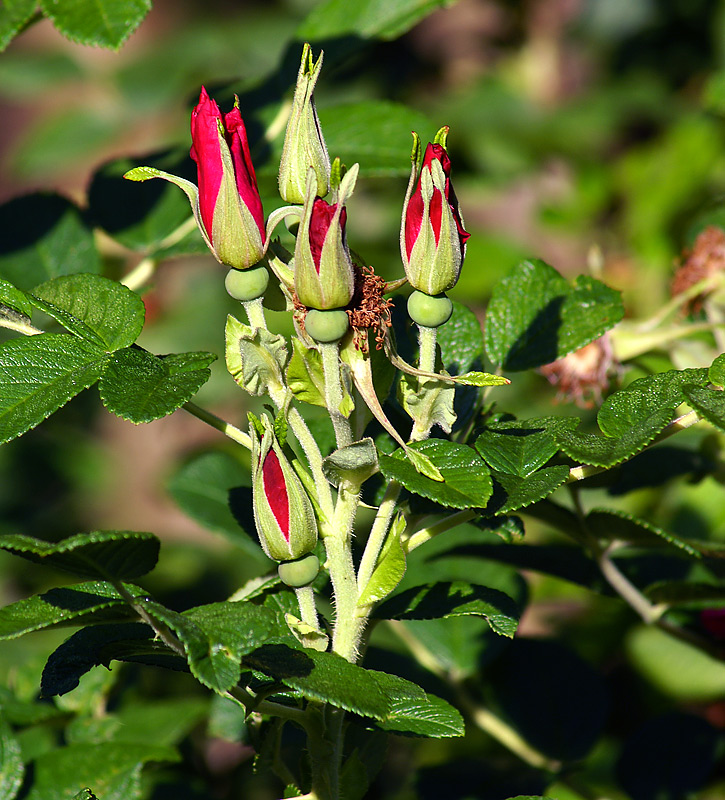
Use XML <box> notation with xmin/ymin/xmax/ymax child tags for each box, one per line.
<box><xmin>298</xmin><ymin>0</ymin><xmax>448</xmax><ymax>40</ymax></box>
<box><xmin>30</xmin><ymin>274</ymin><xmax>146</xmax><ymax>352</ymax></box>
<box><xmin>0</xmin><ymin>0</ymin><xmax>37</xmax><ymax>52</ymax></box>
<box><xmin>358</xmin><ymin>516</ymin><xmax>406</xmax><ymax>606</ymax></box>
<box><xmin>484</xmin><ymin>259</ymin><xmax>623</xmax><ymax>371</ymax></box>
<box><xmin>375</xmin><ymin>581</ymin><xmax>519</xmax><ymax>637</ymax></box>
<box><xmin>245</xmin><ymin>644</ymin><xmax>391</xmax><ymax>718</ymax></box>
<box><xmin>40</xmin><ymin>0</ymin><xmax>152</xmax><ymax>49</ymax></box>
<box><xmin>0</xmin><ymin>581</ymin><xmax>146</xmax><ymax>640</ymax></box>
<box><xmin>26</xmin><ymin>741</ymin><xmax>178</xmax><ymax>800</ymax></box>
<box><xmin>0</xmin><ymin>333</ymin><xmax>108</xmax><ymax>444</ymax></box>
<box><xmin>709</xmin><ymin>354</ymin><xmax>725</xmax><ymax>387</ymax></box>
<box><xmin>322</xmin><ymin>437</ymin><xmax>379</xmax><ymax>488</ymax></box>
<box><xmin>684</xmin><ymin>385</ymin><xmax>725</xmax><ymax>432</ymax></box>
<box><xmin>555</xmin><ymin>407</ymin><xmax>674</xmax><ymax>468</ymax></box>
<box><xmin>0</xmin><ymin>278</ymin><xmax>32</xmax><ymax>318</ymax></box>
<box><xmin>486</xmin><ymin>465</ymin><xmax>570</xmax><ymax>515</ymax></box>
<box><xmin>135</xmin><ymin>600</ymin><xmax>281</xmax><ymax>695</ymax></box>
<box><xmin>225</xmin><ymin>315</ymin><xmax>287</xmax><ymax>397</ymax></box>
<box><xmin>378</xmin><ymin>441</ymin><xmax>492</xmax><ymax>509</ymax></box>
<box><xmin>377</xmin><ymin>691</ymin><xmax>465</xmax><ymax>738</ymax></box>
<box><xmin>598</xmin><ymin>368</ymin><xmax>709</xmax><ymax>438</ymax></box>
<box><xmin>454</xmin><ymin>371</ymin><xmax>510</xmax><ymax>387</ymax></box>
<box><xmin>0</xmin><ymin>713</ymin><xmax>23</xmax><ymax>800</ymax></box>
<box><xmin>41</xmin><ymin>623</ymin><xmax>154</xmax><ymax>697</ymax></box>
<box><xmin>166</xmin><ymin>450</ymin><xmax>264</xmax><ymax>559</ymax></box>
<box><xmin>586</xmin><ymin>508</ymin><xmax>701</xmax><ymax>557</ymax></box>
<box><xmin>0</xmin><ymin>530</ymin><xmax>160</xmax><ymax>579</ymax></box>
<box><xmin>0</xmin><ymin>194</ymin><xmax>100</xmax><ymax>289</ymax></box>
<box><xmin>99</xmin><ymin>347</ymin><xmax>214</xmax><ymax>423</ymax></box>
<box><xmin>475</xmin><ymin>416</ymin><xmax>579</xmax><ymax>477</ymax></box>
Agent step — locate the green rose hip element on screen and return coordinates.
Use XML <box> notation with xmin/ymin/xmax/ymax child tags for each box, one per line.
<box><xmin>407</xmin><ymin>290</ymin><xmax>453</xmax><ymax>328</ymax></box>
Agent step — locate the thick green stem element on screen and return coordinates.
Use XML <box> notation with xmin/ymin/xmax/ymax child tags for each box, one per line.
<box><xmin>417</xmin><ymin>323</ymin><xmax>438</xmax><ymax>377</ymax></box>
<box><xmin>319</xmin><ymin>341</ymin><xmax>353</xmax><ymax>448</ymax></box>
<box><xmin>243</xmin><ymin>296</ymin><xmax>267</xmax><ymax>330</ymax></box>
<box><xmin>326</xmin><ymin>486</ymin><xmax>361</xmax><ymax>661</ymax></box>
<box><xmin>295</xmin><ymin>585</ymin><xmax>320</xmax><ymax>630</ymax></box>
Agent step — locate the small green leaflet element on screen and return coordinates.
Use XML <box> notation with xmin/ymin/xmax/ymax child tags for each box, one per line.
<box><xmin>99</xmin><ymin>348</ymin><xmax>216</xmax><ymax>423</ymax></box>
<box><xmin>358</xmin><ymin>515</ymin><xmax>406</xmax><ymax>606</ymax></box>
<box><xmin>0</xmin><ymin>713</ymin><xmax>23</xmax><ymax>800</ymax></box>
<box><xmin>225</xmin><ymin>315</ymin><xmax>288</xmax><ymax>397</ymax></box>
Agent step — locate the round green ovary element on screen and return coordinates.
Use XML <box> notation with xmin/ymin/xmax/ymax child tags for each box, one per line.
<box><xmin>407</xmin><ymin>290</ymin><xmax>453</xmax><ymax>328</ymax></box>
<box><xmin>305</xmin><ymin>308</ymin><xmax>349</xmax><ymax>342</ymax></box>
<box><xmin>278</xmin><ymin>554</ymin><xmax>320</xmax><ymax>587</ymax></box>
<box><xmin>225</xmin><ymin>265</ymin><xmax>269</xmax><ymax>301</ymax></box>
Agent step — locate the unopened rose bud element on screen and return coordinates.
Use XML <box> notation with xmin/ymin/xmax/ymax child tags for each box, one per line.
<box><xmin>251</xmin><ymin>422</ymin><xmax>318</xmax><ymax>562</ymax></box>
<box><xmin>294</xmin><ymin>165</ymin><xmax>358</xmax><ymax>310</ymax></box>
<box><xmin>278</xmin><ymin>43</ymin><xmax>330</xmax><ymax>204</ymax></box>
<box><xmin>400</xmin><ymin>129</ymin><xmax>470</xmax><ymax>296</ymax></box>
<box><xmin>190</xmin><ymin>87</ymin><xmax>266</xmax><ymax>269</ymax></box>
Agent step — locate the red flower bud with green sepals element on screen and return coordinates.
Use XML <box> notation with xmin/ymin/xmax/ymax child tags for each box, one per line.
<box><xmin>294</xmin><ymin>165</ymin><xmax>358</xmax><ymax>310</ymax></box>
<box><xmin>190</xmin><ymin>87</ymin><xmax>266</xmax><ymax>270</ymax></box>
<box><xmin>400</xmin><ymin>129</ymin><xmax>470</xmax><ymax>296</ymax></box>
<box><xmin>251</xmin><ymin>422</ymin><xmax>318</xmax><ymax>562</ymax></box>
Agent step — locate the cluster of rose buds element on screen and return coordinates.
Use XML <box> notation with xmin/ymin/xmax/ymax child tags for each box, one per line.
<box><xmin>124</xmin><ymin>43</ymin><xmax>469</xmax><ymax>567</ymax></box>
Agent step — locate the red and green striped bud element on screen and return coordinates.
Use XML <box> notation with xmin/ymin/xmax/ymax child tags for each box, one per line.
<box><xmin>400</xmin><ymin>128</ymin><xmax>470</xmax><ymax>296</ymax></box>
<box><xmin>278</xmin><ymin>43</ymin><xmax>330</xmax><ymax>204</ymax></box>
<box><xmin>251</xmin><ymin>422</ymin><xmax>318</xmax><ymax>562</ymax></box>
<box><xmin>190</xmin><ymin>87</ymin><xmax>266</xmax><ymax>270</ymax></box>
<box><xmin>294</xmin><ymin>164</ymin><xmax>358</xmax><ymax>310</ymax></box>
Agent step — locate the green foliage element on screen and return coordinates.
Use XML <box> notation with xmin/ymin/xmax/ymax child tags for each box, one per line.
<box><xmin>484</xmin><ymin>259</ymin><xmax>624</xmax><ymax>372</ymax></box>
<box><xmin>378</xmin><ymin>441</ymin><xmax>493</xmax><ymax>509</ymax></box>
<box><xmin>4</xmin><ymin>2</ymin><xmax>725</xmax><ymax>798</ymax></box>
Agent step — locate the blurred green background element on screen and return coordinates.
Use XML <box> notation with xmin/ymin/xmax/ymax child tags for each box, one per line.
<box><xmin>3</xmin><ymin>0</ymin><xmax>725</xmax><ymax>798</ymax></box>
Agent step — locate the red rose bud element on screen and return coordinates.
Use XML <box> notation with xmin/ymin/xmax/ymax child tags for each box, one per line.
<box><xmin>294</xmin><ymin>165</ymin><xmax>358</xmax><ymax>310</ymax></box>
<box><xmin>279</xmin><ymin>43</ymin><xmax>330</xmax><ymax>204</ymax></box>
<box><xmin>251</xmin><ymin>423</ymin><xmax>318</xmax><ymax>562</ymax></box>
<box><xmin>190</xmin><ymin>87</ymin><xmax>266</xmax><ymax>270</ymax></box>
<box><xmin>400</xmin><ymin>131</ymin><xmax>470</xmax><ymax>296</ymax></box>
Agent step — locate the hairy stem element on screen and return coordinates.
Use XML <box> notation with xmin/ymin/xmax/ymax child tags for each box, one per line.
<box><xmin>295</xmin><ymin>585</ymin><xmax>320</xmax><ymax>630</ymax></box>
<box><xmin>319</xmin><ymin>341</ymin><xmax>353</xmax><ymax>449</ymax></box>
<box><xmin>326</xmin><ymin>486</ymin><xmax>361</xmax><ymax>661</ymax></box>
<box><xmin>243</xmin><ymin>296</ymin><xmax>267</xmax><ymax>330</ymax></box>
<box><xmin>287</xmin><ymin>406</ymin><xmax>334</xmax><ymax>522</ymax></box>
